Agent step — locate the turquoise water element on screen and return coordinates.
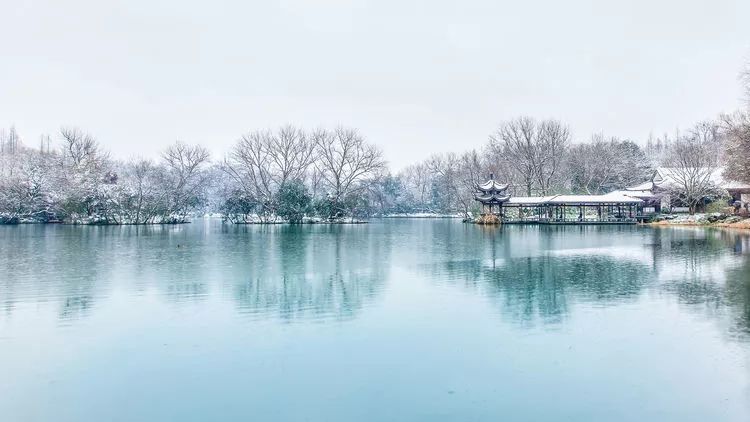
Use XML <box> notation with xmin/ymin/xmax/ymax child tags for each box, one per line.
<box><xmin>1</xmin><ymin>220</ymin><xmax>749</xmax><ymax>421</ymax></box>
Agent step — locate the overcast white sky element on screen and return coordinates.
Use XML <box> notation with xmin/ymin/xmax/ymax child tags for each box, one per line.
<box><xmin>1</xmin><ymin>0</ymin><xmax>749</xmax><ymax>170</ymax></box>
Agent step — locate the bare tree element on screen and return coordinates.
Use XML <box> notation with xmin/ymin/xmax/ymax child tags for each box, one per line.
<box><xmin>535</xmin><ymin>119</ymin><xmax>570</xmax><ymax>194</ymax></box>
<box><xmin>662</xmin><ymin>122</ymin><xmax>724</xmax><ymax>214</ymax></box>
<box><xmin>425</xmin><ymin>151</ymin><xmax>483</xmax><ymax>219</ymax></box>
<box><xmin>568</xmin><ymin>134</ymin><xmax>652</xmax><ymax>194</ymax></box>
<box><xmin>222</xmin><ymin>125</ymin><xmax>316</xmax><ymax>221</ymax></box>
<box><xmin>161</xmin><ymin>141</ymin><xmax>211</xmax><ymax>221</ymax></box>
<box><xmin>0</xmin><ymin>126</ymin><xmax>22</xmax><ymax>178</ymax></box>
<box><xmin>456</xmin><ymin>150</ymin><xmax>485</xmax><ymax>217</ymax></box>
<box><xmin>426</xmin><ymin>153</ymin><xmax>461</xmax><ymax>215</ymax></box>
<box><xmin>399</xmin><ymin>162</ymin><xmax>432</xmax><ymax>212</ymax></box>
<box><xmin>567</xmin><ymin>134</ymin><xmax>614</xmax><ymax>194</ymax></box>
<box><xmin>721</xmin><ymin>111</ymin><xmax>750</xmax><ymax>184</ymax></box>
<box><xmin>223</xmin><ymin>130</ymin><xmax>275</xmax><ymax>208</ymax></box>
<box><xmin>60</xmin><ymin>127</ymin><xmax>103</xmax><ymax>167</ymax></box>
<box><xmin>308</xmin><ymin>165</ymin><xmax>325</xmax><ymax>200</ymax></box>
<box><xmin>118</xmin><ymin>159</ymin><xmax>168</xmax><ymax>224</ymax></box>
<box><xmin>482</xmin><ymin>142</ymin><xmax>514</xmax><ymax>191</ymax></box>
<box><xmin>489</xmin><ymin>117</ymin><xmax>569</xmax><ymax>196</ymax></box>
<box><xmin>56</xmin><ymin>127</ymin><xmax>115</xmax><ymax>221</ymax></box>
<box><xmin>313</xmin><ymin>127</ymin><xmax>386</xmax><ymax>207</ymax></box>
<box><xmin>267</xmin><ymin>125</ymin><xmax>316</xmax><ymax>186</ymax></box>
<box><xmin>490</xmin><ymin>117</ymin><xmax>538</xmax><ymax>196</ymax></box>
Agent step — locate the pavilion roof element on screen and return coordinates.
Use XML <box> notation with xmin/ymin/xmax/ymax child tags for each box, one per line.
<box><xmin>505</xmin><ymin>193</ymin><xmax>642</xmax><ymax>205</ymax></box>
<box><xmin>507</xmin><ymin>196</ymin><xmax>557</xmax><ymax>205</ymax></box>
<box><xmin>546</xmin><ymin>193</ymin><xmax>643</xmax><ymax>204</ymax></box>
<box><xmin>476</xmin><ymin>179</ymin><xmax>509</xmax><ymax>192</ymax></box>
<box><xmin>609</xmin><ymin>189</ymin><xmax>656</xmax><ymax>199</ymax></box>
<box><xmin>626</xmin><ymin>181</ymin><xmax>654</xmax><ymax>191</ymax></box>
<box><xmin>475</xmin><ymin>193</ymin><xmax>511</xmax><ymax>203</ymax></box>
<box><xmin>651</xmin><ymin>167</ymin><xmax>750</xmax><ymax>191</ymax></box>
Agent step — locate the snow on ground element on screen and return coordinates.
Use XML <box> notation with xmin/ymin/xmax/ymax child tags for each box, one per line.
<box><xmin>652</xmin><ymin>213</ymin><xmax>750</xmax><ymax>229</ymax></box>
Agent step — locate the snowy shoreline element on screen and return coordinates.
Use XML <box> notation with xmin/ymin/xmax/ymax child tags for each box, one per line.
<box><xmin>648</xmin><ymin>213</ymin><xmax>750</xmax><ymax>230</ymax></box>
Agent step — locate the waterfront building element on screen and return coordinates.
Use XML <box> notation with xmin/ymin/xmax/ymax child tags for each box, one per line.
<box><xmin>473</xmin><ymin>176</ymin><xmax>643</xmax><ymax>224</ymax></box>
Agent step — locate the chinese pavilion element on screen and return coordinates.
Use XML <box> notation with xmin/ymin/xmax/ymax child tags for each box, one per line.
<box><xmin>474</xmin><ymin>174</ymin><xmax>511</xmax><ymax>219</ymax></box>
<box><xmin>472</xmin><ymin>174</ymin><xmax>645</xmax><ymax>225</ymax></box>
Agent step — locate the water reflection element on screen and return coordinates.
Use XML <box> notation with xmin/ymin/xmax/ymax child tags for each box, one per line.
<box><xmin>725</xmin><ymin>259</ymin><xmax>750</xmax><ymax>337</ymax></box>
<box><xmin>0</xmin><ymin>225</ymin><xmax>116</xmax><ymax>322</ymax></box>
<box><xmin>418</xmin><ymin>224</ymin><xmax>750</xmax><ymax>338</ymax></box>
<box><xmin>651</xmin><ymin>228</ymin><xmax>750</xmax><ymax>339</ymax></box>
<box><xmin>228</xmin><ymin>225</ymin><xmax>390</xmax><ymax>321</ymax></box>
<box><xmin>430</xmin><ymin>254</ymin><xmax>651</xmax><ymax>326</ymax></box>
<box><xmin>0</xmin><ymin>221</ymin><xmax>749</xmax><ymax>337</ymax></box>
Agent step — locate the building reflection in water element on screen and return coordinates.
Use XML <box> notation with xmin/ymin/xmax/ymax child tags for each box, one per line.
<box><xmin>0</xmin><ymin>221</ymin><xmax>748</xmax><ymax>336</ymax></box>
<box><xmin>418</xmin><ymin>224</ymin><xmax>750</xmax><ymax>337</ymax></box>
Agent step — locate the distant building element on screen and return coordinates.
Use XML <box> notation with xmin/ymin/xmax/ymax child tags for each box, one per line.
<box><xmin>614</xmin><ymin>167</ymin><xmax>750</xmax><ymax>213</ymax></box>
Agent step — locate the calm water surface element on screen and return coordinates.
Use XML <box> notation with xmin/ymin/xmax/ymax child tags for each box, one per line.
<box><xmin>1</xmin><ymin>219</ymin><xmax>750</xmax><ymax>421</ymax></box>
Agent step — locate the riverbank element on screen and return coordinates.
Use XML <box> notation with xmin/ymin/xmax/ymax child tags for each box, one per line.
<box><xmin>648</xmin><ymin>213</ymin><xmax>750</xmax><ymax>230</ymax></box>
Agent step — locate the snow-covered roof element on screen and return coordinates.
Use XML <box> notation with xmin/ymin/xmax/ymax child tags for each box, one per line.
<box><xmin>609</xmin><ymin>189</ymin><xmax>656</xmax><ymax>199</ymax></box>
<box><xmin>626</xmin><ymin>181</ymin><xmax>653</xmax><ymax>191</ymax></box>
<box><xmin>547</xmin><ymin>193</ymin><xmax>643</xmax><ymax>204</ymax></box>
<box><xmin>652</xmin><ymin>167</ymin><xmax>750</xmax><ymax>190</ymax></box>
<box><xmin>474</xmin><ymin>193</ymin><xmax>511</xmax><ymax>203</ymax></box>
<box><xmin>504</xmin><ymin>193</ymin><xmax>642</xmax><ymax>205</ymax></box>
<box><xmin>722</xmin><ymin>179</ymin><xmax>750</xmax><ymax>190</ymax></box>
<box><xmin>477</xmin><ymin>179</ymin><xmax>509</xmax><ymax>192</ymax></box>
<box><xmin>507</xmin><ymin>196</ymin><xmax>558</xmax><ymax>205</ymax></box>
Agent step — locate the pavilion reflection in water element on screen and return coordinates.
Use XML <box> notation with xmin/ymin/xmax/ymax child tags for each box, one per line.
<box><xmin>421</xmin><ymin>223</ymin><xmax>750</xmax><ymax>336</ymax></box>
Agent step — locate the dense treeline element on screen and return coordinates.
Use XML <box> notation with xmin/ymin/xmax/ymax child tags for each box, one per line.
<box><xmin>0</xmin><ymin>125</ymin><xmax>389</xmax><ymax>224</ymax></box>
<box><xmin>1</xmin><ymin>67</ymin><xmax>748</xmax><ymax>224</ymax></box>
<box><xmin>1</xmin><ymin>114</ymin><xmax>745</xmax><ymax>224</ymax></box>
<box><xmin>0</xmin><ymin>127</ymin><xmax>213</xmax><ymax>224</ymax></box>
<box><xmin>395</xmin><ymin>65</ymin><xmax>750</xmax><ymax>217</ymax></box>
<box><xmin>216</xmin><ymin>126</ymin><xmax>386</xmax><ymax>223</ymax></box>
<box><xmin>398</xmin><ymin>113</ymin><xmax>748</xmax><ymax>217</ymax></box>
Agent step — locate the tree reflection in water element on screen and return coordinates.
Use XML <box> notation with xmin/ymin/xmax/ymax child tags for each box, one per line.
<box><xmin>228</xmin><ymin>224</ymin><xmax>391</xmax><ymax>322</ymax></box>
<box><xmin>429</xmin><ymin>255</ymin><xmax>650</xmax><ymax>326</ymax></box>
<box><xmin>0</xmin><ymin>221</ymin><xmax>749</xmax><ymax>337</ymax></box>
<box><xmin>422</xmin><ymin>224</ymin><xmax>750</xmax><ymax>338</ymax></box>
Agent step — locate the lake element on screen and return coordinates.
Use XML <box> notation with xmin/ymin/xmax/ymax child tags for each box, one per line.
<box><xmin>1</xmin><ymin>219</ymin><xmax>749</xmax><ymax>421</ymax></box>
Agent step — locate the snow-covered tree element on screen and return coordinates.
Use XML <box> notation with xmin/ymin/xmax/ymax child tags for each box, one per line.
<box><xmin>222</xmin><ymin>125</ymin><xmax>317</xmax><ymax>221</ymax></box>
<box><xmin>489</xmin><ymin>117</ymin><xmax>570</xmax><ymax>196</ymax></box>
<box><xmin>313</xmin><ymin>127</ymin><xmax>386</xmax><ymax>219</ymax></box>
<box><xmin>426</xmin><ymin>150</ymin><xmax>484</xmax><ymax>219</ymax></box>
<box><xmin>567</xmin><ymin>135</ymin><xmax>652</xmax><ymax>194</ymax></box>
<box><xmin>55</xmin><ymin>127</ymin><xmax>117</xmax><ymax>223</ymax></box>
<box><xmin>0</xmin><ymin>150</ymin><xmax>59</xmax><ymax>222</ymax></box>
<box><xmin>114</xmin><ymin>159</ymin><xmax>169</xmax><ymax>224</ymax></box>
<box><xmin>160</xmin><ymin>142</ymin><xmax>211</xmax><ymax>222</ymax></box>
<box><xmin>721</xmin><ymin>111</ymin><xmax>750</xmax><ymax>184</ymax></box>
<box><xmin>398</xmin><ymin>163</ymin><xmax>434</xmax><ymax>213</ymax></box>
<box><xmin>663</xmin><ymin>123</ymin><xmax>725</xmax><ymax>214</ymax></box>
